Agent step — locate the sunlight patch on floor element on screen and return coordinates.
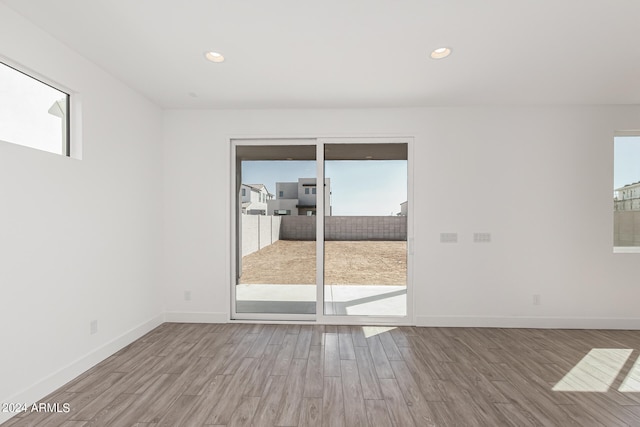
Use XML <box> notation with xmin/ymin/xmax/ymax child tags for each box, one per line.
<box><xmin>619</xmin><ymin>354</ymin><xmax>640</xmax><ymax>392</ymax></box>
<box><xmin>362</xmin><ymin>326</ymin><xmax>396</xmax><ymax>338</ymax></box>
<box><xmin>553</xmin><ymin>349</ymin><xmax>632</xmax><ymax>392</ymax></box>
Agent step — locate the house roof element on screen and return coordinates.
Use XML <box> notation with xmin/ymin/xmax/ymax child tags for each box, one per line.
<box><xmin>4</xmin><ymin>1</ymin><xmax>640</xmax><ymax>109</ymax></box>
<box><xmin>247</xmin><ymin>184</ymin><xmax>273</xmax><ymax>194</ymax></box>
<box><xmin>243</xmin><ymin>184</ymin><xmax>272</xmax><ymax>196</ymax></box>
<box><xmin>615</xmin><ymin>182</ymin><xmax>640</xmax><ymax>192</ymax></box>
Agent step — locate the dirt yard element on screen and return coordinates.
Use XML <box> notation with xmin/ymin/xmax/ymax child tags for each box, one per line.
<box><xmin>239</xmin><ymin>240</ymin><xmax>406</xmax><ymax>285</ymax></box>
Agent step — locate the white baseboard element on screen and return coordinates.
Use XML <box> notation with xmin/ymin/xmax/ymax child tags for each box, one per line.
<box><xmin>416</xmin><ymin>315</ymin><xmax>640</xmax><ymax>329</ymax></box>
<box><xmin>0</xmin><ymin>314</ymin><xmax>164</xmax><ymax>425</ymax></box>
<box><xmin>164</xmin><ymin>311</ymin><xmax>228</xmax><ymax>323</ymax></box>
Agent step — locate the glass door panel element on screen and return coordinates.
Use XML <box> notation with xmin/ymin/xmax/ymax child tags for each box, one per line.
<box><xmin>323</xmin><ymin>143</ymin><xmax>408</xmax><ymax>316</ymax></box>
<box><xmin>235</xmin><ymin>144</ymin><xmax>317</xmax><ymax>315</ymax></box>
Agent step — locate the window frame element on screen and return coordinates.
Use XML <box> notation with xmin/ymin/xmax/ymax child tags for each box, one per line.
<box><xmin>230</xmin><ymin>136</ymin><xmax>414</xmax><ymax>324</ymax></box>
<box><xmin>0</xmin><ymin>60</ymin><xmax>72</xmax><ymax>157</ymax></box>
<box><xmin>613</xmin><ymin>132</ymin><xmax>640</xmax><ymax>253</ymax></box>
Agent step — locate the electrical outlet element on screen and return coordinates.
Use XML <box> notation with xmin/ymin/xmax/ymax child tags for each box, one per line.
<box><xmin>184</xmin><ymin>290</ymin><xmax>191</xmax><ymax>301</ymax></box>
<box><xmin>90</xmin><ymin>320</ymin><xmax>98</xmax><ymax>335</ymax></box>
<box><xmin>533</xmin><ymin>294</ymin><xmax>541</xmax><ymax>306</ymax></box>
<box><xmin>440</xmin><ymin>232</ymin><xmax>458</xmax><ymax>243</ymax></box>
<box><xmin>474</xmin><ymin>232</ymin><xmax>491</xmax><ymax>243</ymax></box>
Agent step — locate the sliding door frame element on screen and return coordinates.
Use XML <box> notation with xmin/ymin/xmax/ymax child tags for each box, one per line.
<box><xmin>230</xmin><ymin>138</ymin><xmax>318</xmax><ymax>322</ymax></box>
<box><xmin>230</xmin><ymin>136</ymin><xmax>414</xmax><ymax>325</ymax></box>
<box><xmin>316</xmin><ymin>137</ymin><xmax>414</xmax><ymax>325</ymax></box>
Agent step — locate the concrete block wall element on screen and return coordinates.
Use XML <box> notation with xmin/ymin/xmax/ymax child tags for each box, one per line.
<box><xmin>280</xmin><ymin>216</ymin><xmax>316</xmax><ymax>240</ymax></box>
<box><xmin>614</xmin><ymin>211</ymin><xmax>640</xmax><ymax>246</ymax></box>
<box><xmin>241</xmin><ymin>215</ymin><xmax>282</xmax><ymax>256</ymax></box>
<box><xmin>326</xmin><ymin>216</ymin><xmax>407</xmax><ymax>241</ymax></box>
<box><xmin>267</xmin><ymin>215</ymin><xmax>281</xmax><ymax>247</ymax></box>
<box><xmin>280</xmin><ymin>216</ymin><xmax>407</xmax><ymax>241</ymax></box>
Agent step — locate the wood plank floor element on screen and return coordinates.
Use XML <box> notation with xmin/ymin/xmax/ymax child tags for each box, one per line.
<box><xmin>4</xmin><ymin>323</ymin><xmax>640</xmax><ymax>426</ymax></box>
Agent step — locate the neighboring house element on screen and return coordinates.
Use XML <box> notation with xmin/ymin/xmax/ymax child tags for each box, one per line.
<box><xmin>399</xmin><ymin>201</ymin><xmax>408</xmax><ymax>216</ymax></box>
<box><xmin>268</xmin><ymin>178</ymin><xmax>332</xmax><ymax>216</ymax></box>
<box><xmin>48</xmin><ymin>98</ymin><xmax>68</xmax><ymax>154</ymax></box>
<box><xmin>241</xmin><ymin>184</ymin><xmax>273</xmax><ymax>215</ymax></box>
<box><xmin>615</xmin><ymin>182</ymin><xmax>640</xmax><ymax>211</ymax></box>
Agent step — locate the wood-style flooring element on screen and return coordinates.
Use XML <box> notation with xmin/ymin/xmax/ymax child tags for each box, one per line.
<box><xmin>4</xmin><ymin>323</ymin><xmax>640</xmax><ymax>426</ymax></box>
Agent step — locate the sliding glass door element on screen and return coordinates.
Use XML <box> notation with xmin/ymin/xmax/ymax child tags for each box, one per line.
<box><xmin>323</xmin><ymin>143</ymin><xmax>408</xmax><ymax>317</ymax></box>
<box><xmin>233</xmin><ymin>142</ymin><xmax>317</xmax><ymax>319</ymax></box>
<box><xmin>231</xmin><ymin>138</ymin><xmax>412</xmax><ymax>323</ymax></box>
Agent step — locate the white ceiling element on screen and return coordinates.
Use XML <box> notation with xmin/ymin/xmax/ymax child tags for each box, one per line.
<box><xmin>3</xmin><ymin>0</ymin><xmax>640</xmax><ymax>109</ymax></box>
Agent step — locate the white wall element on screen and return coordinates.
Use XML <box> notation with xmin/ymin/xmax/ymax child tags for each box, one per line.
<box><xmin>0</xmin><ymin>4</ymin><xmax>164</xmax><ymax>421</ymax></box>
<box><xmin>163</xmin><ymin>106</ymin><xmax>640</xmax><ymax>328</ymax></box>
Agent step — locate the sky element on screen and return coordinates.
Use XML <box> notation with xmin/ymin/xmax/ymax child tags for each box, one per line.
<box><xmin>242</xmin><ymin>160</ymin><xmax>407</xmax><ymax>215</ymax></box>
<box><xmin>0</xmin><ymin>62</ymin><xmax>66</xmax><ymax>154</ymax></box>
<box><xmin>614</xmin><ymin>136</ymin><xmax>640</xmax><ymax>191</ymax></box>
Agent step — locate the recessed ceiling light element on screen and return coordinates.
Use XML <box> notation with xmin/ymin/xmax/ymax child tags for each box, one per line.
<box><xmin>365</xmin><ymin>155</ymin><xmax>373</xmax><ymax>159</ymax></box>
<box><xmin>204</xmin><ymin>51</ymin><xmax>225</xmax><ymax>63</ymax></box>
<box><xmin>430</xmin><ymin>47</ymin><xmax>452</xmax><ymax>59</ymax></box>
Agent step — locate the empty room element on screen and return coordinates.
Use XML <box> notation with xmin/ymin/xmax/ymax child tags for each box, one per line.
<box><xmin>2</xmin><ymin>1</ymin><xmax>640</xmax><ymax>426</ymax></box>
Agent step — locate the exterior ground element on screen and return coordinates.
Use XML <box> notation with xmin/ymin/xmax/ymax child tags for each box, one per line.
<box><xmin>239</xmin><ymin>240</ymin><xmax>406</xmax><ymax>285</ymax></box>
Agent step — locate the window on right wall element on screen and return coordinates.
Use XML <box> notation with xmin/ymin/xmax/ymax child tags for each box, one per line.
<box><xmin>614</xmin><ymin>134</ymin><xmax>640</xmax><ymax>251</ymax></box>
